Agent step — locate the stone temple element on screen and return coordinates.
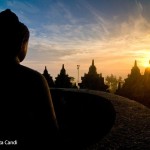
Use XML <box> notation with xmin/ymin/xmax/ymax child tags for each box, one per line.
<box><xmin>79</xmin><ymin>60</ymin><xmax>108</xmax><ymax>91</ymax></box>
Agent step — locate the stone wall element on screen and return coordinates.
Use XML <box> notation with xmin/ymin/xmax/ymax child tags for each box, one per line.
<box><xmin>50</xmin><ymin>88</ymin><xmax>150</xmax><ymax>150</ymax></box>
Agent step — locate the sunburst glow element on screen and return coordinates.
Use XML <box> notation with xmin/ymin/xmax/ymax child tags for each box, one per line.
<box><xmin>138</xmin><ymin>51</ymin><xmax>150</xmax><ymax>68</ymax></box>
<box><xmin>141</xmin><ymin>60</ymin><xmax>150</xmax><ymax>68</ymax></box>
<box><xmin>141</xmin><ymin>62</ymin><xmax>149</xmax><ymax>68</ymax></box>
<box><xmin>1</xmin><ymin>0</ymin><xmax>150</xmax><ymax>80</ymax></box>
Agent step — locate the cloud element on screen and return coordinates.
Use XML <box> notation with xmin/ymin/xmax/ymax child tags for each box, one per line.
<box><xmin>1</xmin><ymin>0</ymin><xmax>39</xmax><ymax>26</ymax></box>
<box><xmin>7</xmin><ymin>0</ymin><xmax>39</xmax><ymax>14</ymax></box>
<box><xmin>56</xmin><ymin>1</ymin><xmax>77</xmax><ymax>24</ymax></box>
<box><xmin>27</xmin><ymin>9</ymin><xmax>150</xmax><ymax>65</ymax></box>
<box><xmin>22</xmin><ymin>0</ymin><xmax>150</xmax><ymax>79</ymax></box>
<box><xmin>136</xmin><ymin>0</ymin><xmax>143</xmax><ymax>14</ymax></box>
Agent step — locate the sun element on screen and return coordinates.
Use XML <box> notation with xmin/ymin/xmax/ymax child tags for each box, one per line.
<box><xmin>141</xmin><ymin>60</ymin><xmax>150</xmax><ymax>68</ymax></box>
<box><xmin>135</xmin><ymin>50</ymin><xmax>150</xmax><ymax>68</ymax></box>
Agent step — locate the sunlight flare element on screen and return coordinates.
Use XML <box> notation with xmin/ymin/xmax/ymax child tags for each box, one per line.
<box><xmin>141</xmin><ymin>60</ymin><xmax>150</xmax><ymax>68</ymax></box>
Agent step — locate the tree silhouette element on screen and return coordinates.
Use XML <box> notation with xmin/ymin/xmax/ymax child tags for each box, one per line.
<box><xmin>105</xmin><ymin>74</ymin><xmax>122</xmax><ymax>93</ymax></box>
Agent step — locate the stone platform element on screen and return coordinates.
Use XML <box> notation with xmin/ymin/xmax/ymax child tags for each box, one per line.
<box><xmin>50</xmin><ymin>89</ymin><xmax>150</xmax><ymax>150</ymax></box>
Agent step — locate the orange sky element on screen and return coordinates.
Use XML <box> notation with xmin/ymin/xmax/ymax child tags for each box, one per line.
<box><xmin>2</xmin><ymin>0</ymin><xmax>149</xmax><ymax>83</ymax></box>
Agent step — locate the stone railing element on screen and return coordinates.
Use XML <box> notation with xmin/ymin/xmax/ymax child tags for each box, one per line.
<box><xmin>50</xmin><ymin>88</ymin><xmax>150</xmax><ymax>150</ymax></box>
<box><xmin>50</xmin><ymin>88</ymin><xmax>116</xmax><ymax>149</ymax></box>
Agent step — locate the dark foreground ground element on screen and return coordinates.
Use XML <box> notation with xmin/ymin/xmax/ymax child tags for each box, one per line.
<box><xmin>84</xmin><ymin>90</ymin><xmax>150</xmax><ymax>150</ymax></box>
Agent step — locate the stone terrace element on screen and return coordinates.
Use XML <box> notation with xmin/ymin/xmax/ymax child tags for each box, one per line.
<box><xmin>56</xmin><ymin>89</ymin><xmax>150</xmax><ymax>150</ymax></box>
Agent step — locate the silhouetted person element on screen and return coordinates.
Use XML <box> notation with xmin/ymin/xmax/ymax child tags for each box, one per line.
<box><xmin>0</xmin><ymin>9</ymin><xmax>59</xmax><ymax>149</ymax></box>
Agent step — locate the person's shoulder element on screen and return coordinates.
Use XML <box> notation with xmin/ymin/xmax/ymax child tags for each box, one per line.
<box><xmin>18</xmin><ymin>64</ymin><xmax>50</xmax><ymax>90</ymax></box>
<box><xmin>18</xmin><ymin>64</ymin><xmax>45</xmax><ymax>80</ymax></box>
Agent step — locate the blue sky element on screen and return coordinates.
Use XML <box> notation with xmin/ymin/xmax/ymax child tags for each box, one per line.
<box><xmin>1</xmin><ymin>0</ymin><xmax>150</xmax><ymax>82</ymax></box>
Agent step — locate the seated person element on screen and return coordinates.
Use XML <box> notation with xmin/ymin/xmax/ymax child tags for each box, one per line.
<box><xmin>0</xmin><ymin>9</ymin><xmax>59</xmax><ymax>149</ymax></box>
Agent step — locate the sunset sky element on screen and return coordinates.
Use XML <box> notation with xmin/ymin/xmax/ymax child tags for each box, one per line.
<box><xmin>1</xmin><ymin>0</ymin><xmax>150</xmax><ymax>82</ymax></box>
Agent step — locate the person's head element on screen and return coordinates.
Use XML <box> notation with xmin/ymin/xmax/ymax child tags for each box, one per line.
<box><xmin>0</xmin><ymin>9</ymin><xmax>30</xmax><ymax>62</ymax></box>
